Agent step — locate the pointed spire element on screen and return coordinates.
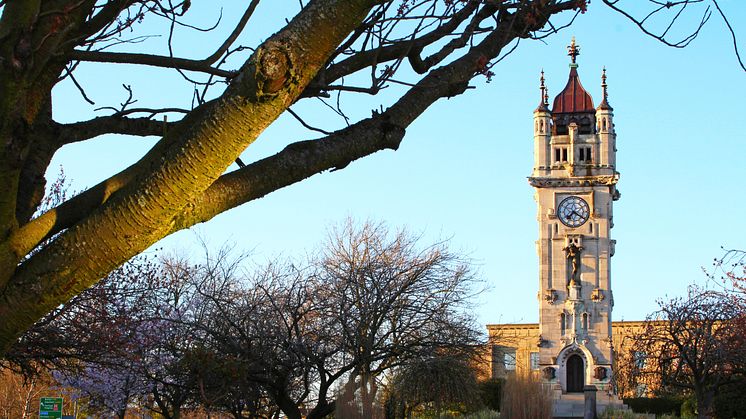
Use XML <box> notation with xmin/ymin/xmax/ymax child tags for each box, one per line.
<box><xmin>541</xmin><ymin>69</ymin><xmax>545</xmax><ymax>94</ymax></box>
<box><xmin>552</xmin><ymin>39</ymin><xmax>594</xmax><ymax>114</ymax></box>
<box><xmin>535</xmin><ymin>69</ymin><xmax>550</xmax><ymax>112</ymax></box>
<box><xmin>597</xmin><ymin>67</ymin><xmax>613</xmax><ymax>111</ymax></box>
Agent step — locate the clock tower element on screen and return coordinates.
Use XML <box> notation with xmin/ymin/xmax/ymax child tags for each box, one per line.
<box><xmin>529</xmin><ymin>39</ymin><xmax>620</xmax><ymax>397</ymax></box>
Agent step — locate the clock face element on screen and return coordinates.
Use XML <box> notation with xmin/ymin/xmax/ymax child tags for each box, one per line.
<box><xmin>557</xmin><ymin>196</ymin><xmax>590</xmax><ymax>228</ymax></box>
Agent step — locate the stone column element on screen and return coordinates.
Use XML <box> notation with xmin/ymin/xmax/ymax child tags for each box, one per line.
<box><xmin>584</xmin><ymin>385</ymin><xmax>597</xmax><ymax>419</ymax></box>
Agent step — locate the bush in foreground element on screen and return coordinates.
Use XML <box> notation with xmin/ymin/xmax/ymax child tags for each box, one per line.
<box><xmin>499</xmin><ymin>374</ymin><xmax>552</xmax><ymax>419</ymax></box>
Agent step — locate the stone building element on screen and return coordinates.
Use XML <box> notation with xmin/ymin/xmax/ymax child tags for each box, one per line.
<box><xmin>487</xmin><ymin>321</ymin><xmax>655</xmax><ymax>398</ymax></box>
<box><xmin>486</xmin><ymin>39</ymin><xmax>629</xmax><ymax>415</ymax></box>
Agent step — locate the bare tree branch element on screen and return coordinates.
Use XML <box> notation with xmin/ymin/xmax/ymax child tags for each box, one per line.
<box><xmin>58</xmin><ymin>116</ymin><xmax>177</xmax><ymax>144</ymax></box>
<box><xmin>712</xmin><ymin>0</ymin><xmax>746</xmax><ymax>71</ymax></box>
<box><xmin>601</xmin><ymin>0</ymin><xmax>711</xmax><ymax>48</ymax></box>
<box><xmin>203</xmin><ymin>0</ymin><xmax>261</xmax><ymax>65</ymax></box>
<box><xmin>68</xmin><ymin>50</ymin><xmax>238</xmax><ymax>78</ymax></box>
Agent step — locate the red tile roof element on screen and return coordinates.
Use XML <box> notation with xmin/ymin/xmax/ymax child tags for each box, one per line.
<box><xmin>552</xmin><ymin>66</ymin><xmax>594</xmax><ymax>114</ymax></box>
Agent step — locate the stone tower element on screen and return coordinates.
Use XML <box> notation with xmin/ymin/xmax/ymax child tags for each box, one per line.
<box><xmin>529</xmin><ymin>38</ymin><xmax>620</xmax><ymax>396</ymax></box>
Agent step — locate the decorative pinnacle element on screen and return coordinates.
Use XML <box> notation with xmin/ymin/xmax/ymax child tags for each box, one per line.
<box><xmin>540</xmin><ymin>69</ymin><xmax>546</xmax><ymax>102</ymax></box>
<box><xmin>567</xmin><ymin>36</ymin><xmax>580</xmax><ymax>64</ymax></box>
<box><xmin>536</xmin><ymin>70</ymin><xmax>549</xmax><ymax>111</ymax></box>
<box><xmin>601</xmin><ymin>67</ymin><xmax>608</xmax><ymax>100</ymax></box>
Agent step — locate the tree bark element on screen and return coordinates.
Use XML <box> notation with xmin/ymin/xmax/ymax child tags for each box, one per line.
<box><xmin>0</xmin><ymin>0</ymin><xmax>582</xmax><ymax>357</ymax></box>
<box><xmin>0</xmin><ymin>0</ymin><xmax>377</xmax><ymax>355</ymax></box>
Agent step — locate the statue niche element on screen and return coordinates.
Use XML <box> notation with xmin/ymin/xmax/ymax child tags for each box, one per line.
<box><xmin>563</xmin><ymin>242</ymin><xmax>583</xmax><ymax>287</ymax></box>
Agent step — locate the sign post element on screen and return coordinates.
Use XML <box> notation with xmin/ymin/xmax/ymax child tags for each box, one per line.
<box><xmin>39</xmin><ymin>397</ymin><xmax>63</xmax><ymax>419</ymax></box>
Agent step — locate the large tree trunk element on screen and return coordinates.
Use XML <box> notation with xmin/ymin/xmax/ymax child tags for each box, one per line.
<box><xmin>0</xmin><ymin>0</ymin><xmax>377</xmax><ymax>355</ymax></box>
<box><xmin>273</xmin><ymin>392</ymin><xmax>302</xmax><ymax>419</ymax></box>
<box><xmin>0</xmin><ymin>0</ymin><xmax>577</xmax><ymax>357</ymax></box>
<box><xmin>696</xmin><ymin>389</ymin><xmax>716</xmax><ymax>419</ymax></box>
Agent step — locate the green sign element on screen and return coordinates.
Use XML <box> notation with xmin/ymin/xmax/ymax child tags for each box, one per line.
<box><xmin>39</xmin><ymin>397</ymin><xmax>63</xmax><ymax>419</ymax></box>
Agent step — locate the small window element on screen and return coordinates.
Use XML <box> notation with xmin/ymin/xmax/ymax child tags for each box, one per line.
<box><xmin>582</xmin><ymin>313</ymin><xmax>589</xmax><ymax>331</ymax></box>
<box><xmin>504</xmin><ymin>350</ymin><xmax>517</xmax><ymax>371</ymax></box>
<box><xmin>530</xmin><ymin>352</ymin><xmax>540</xmax><ymax>370</ymax></box>
<box><xmin>633</xmin><ymin>351</ymin><xmax>647</xmax><ymax>369</ymax></box>
<box><xmin>560</xmin><ymin>313</ymin><xmax>566</xmax><ymax>335</ymax></box>
<box><xmin>554</xmin><ymin>147</ymin><xmax>569</xmax><ymax>164</ymax></box>
<box><xmin>636</xmin><ymin>384</ymin><xmax>648</xmax><ymax>398</ymax></box>
<box><xmin>578</xmin><ymin>146</ymin><xmax>592</xmax><ymax>163</ymax></box>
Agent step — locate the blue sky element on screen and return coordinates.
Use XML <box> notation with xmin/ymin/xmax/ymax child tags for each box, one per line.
<box><xmin>49</xmin><ymin>2</ymin><xmax>746</xmax><ymax>328</ymax></box>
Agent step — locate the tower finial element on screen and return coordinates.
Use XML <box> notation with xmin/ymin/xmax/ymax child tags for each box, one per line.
<box><xmin>535</xmin><ymin>69</ymin><xmax>550</xmax><ymax>112</ymax></box>
<box><xmin>540</xmin><ymin>69</ymin><xmax>546</xmax><ymax>101</ymax></box>
<box><xmin>567</xmin><ymin>37</ymin><xmax>580</xmax><ymax>64</ymax></box>
<box><xmin>597</xmin><ymin>66</ymin><xmax>613</xmax><ymax>111</ymax></box>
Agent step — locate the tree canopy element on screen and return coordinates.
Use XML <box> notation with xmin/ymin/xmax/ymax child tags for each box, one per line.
<box><xmin>628</xmin><ymin>288</ymin><xmax>746</xmax><ymax>419</ymax></box>
<box><xmin>6</xmin><ymin>219</ymin><xmax>484</xmax><ymax>418</ymax></box>
<box><xmin>0</xmin><ymin>0</ymin><xmax>739</xmax><ymax>355</ymax></box>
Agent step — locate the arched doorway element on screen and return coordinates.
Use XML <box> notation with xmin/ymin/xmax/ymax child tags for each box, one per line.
<box><xmin>566</xmin><ymin>354</ymin><xmax>584</xmax><ymax>392</ymax></box>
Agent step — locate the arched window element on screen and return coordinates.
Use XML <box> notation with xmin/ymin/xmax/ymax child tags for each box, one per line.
<box><xmin>582</xmin><ymin>313</ymin><xmax>589</xmax><ymax>332</ymax></box>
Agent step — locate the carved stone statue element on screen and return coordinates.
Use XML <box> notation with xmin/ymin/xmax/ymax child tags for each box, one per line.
<box><xmin>563</xmin><ymin>243</ymin><xmax>583</xmax><ymax>286</ymax></box>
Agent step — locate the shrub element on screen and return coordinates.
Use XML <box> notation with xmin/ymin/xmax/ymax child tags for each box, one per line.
<box><xmin>598</xmin><ymin>408</ymin><xmax>646</xmax><ymax>419</ymax></box>
<box><xmin>499</xmin><ymin>374</ymin><xmax>551</xmax><ymax>419</ymax></box>
<box><xmin>426</xmin><ymin>409</ymin><xmax>500</xmax><ymax>419</ymax></box>
<box><xmin>478</xmin><ymin>379</ymin><xmax>504</xmax><ymax>412</ymax></box>
<box><xmin>463</xmin><ymin>409</ymin><xmax>500</xmax><ymax>419</ymax></box>
<box><xmin>680</xmin><ymin>397</ymin><xmax>696</xmax><ymax>419</ymax></box>
<box><xmin>714</xmin><ymin>378</ymin><xmax>746</xmax><ymax>419</ymax></box>
<box><xmin>386</xmin><ymin>355</ymin><xmax>483</xmax><ymax>418</ymax></box>
<box><xmin>622</xmin><ymin>397</ymin><xmax>682</xmax><ymax>416</ymax></box>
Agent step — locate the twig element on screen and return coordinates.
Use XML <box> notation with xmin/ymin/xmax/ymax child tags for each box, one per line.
<box><xmin>64</xmin><ymin>65</ymin><xmax>96</xmax><ymax>105</ymax></box>
<box><xmin>287</xmin><ymin>108</ymin><xmax>332</xmax><ymax>135</ymax></box>
<box><xmin>713</xmin><ymin>0</ymin><xmax>746</xmax><ymax>72</ymax></box>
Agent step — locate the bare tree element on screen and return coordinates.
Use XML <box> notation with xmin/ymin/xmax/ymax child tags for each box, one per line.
<box><xmin>190</xmin><ymin>219</ymin><xmax>484</xmax><ymax>419</ymax></box>
<box><xmin>0</xmin><ymin>0</ymin><xmax>737</xmax><ymax>354</ymax></box>
<box><xmin>3</xmin><ymin>255</ymin><xmax>161</xmax><ymax>376</ymax></box>
<box><xmin>6</xmin><ymin>253</ymin><xmax>214</xmax><ymax>419</ymax></box>
<box><xmin>315</xmin><ymin>219</ymin><xmax>483</xmax><ymax>383</ymax></box>
<box><xmin>708</xmin><ymin>248</ymin><xmax>746</xmax><ymax>295</ymax></box>
<box><xmin>630</xmin><ymin>287</ymin><xmax>746</xmax><ymax>419</ymax></box>
<box><xmin>0</xmin><ymin>369</ymin><xmax>46</xmax><ymax>419</ymax></box>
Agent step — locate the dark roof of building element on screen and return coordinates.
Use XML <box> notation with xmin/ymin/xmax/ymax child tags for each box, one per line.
<box><xmin>552</xmin><ymin>65</ymin><xmax>595</xmax><ymax>114</ymax></box>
